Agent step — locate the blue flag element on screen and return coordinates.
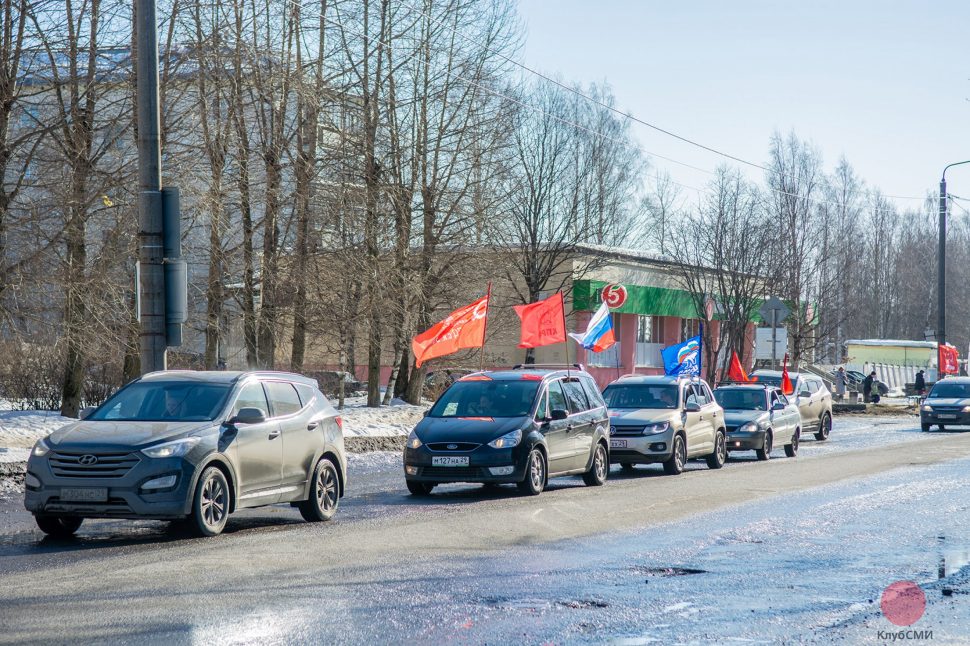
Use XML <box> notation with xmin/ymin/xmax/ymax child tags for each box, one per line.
<box><xmin>662</xmin><ymin>334</ymin><xmax>702</xmax><ymax>377</ymax></box>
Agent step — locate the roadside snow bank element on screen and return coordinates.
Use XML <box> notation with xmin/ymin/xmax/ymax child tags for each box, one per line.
<box><xmin>336</xmin><ymin>396</ymin><xmax>428</xmax><ymax>437</ymax></box>
<box><xmin>0</xmin><ymin>410</ymin><xmax>73</xmax><ymax>448</ymax></box>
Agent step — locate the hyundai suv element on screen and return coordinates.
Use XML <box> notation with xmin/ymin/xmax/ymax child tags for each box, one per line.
<box><xmin>603</xmin><ymin>375</ymin><xmax>727</xmax><ymax>475</ymax></box>
<box><xmin>24</xmin><ymin>371</ymin><xmax>346</xmax><ymax>537</ymax></box>
<box><xmin>403</xmin><ymin>366</ymin><xmax>610</xmax><ymax>496</ymax></box>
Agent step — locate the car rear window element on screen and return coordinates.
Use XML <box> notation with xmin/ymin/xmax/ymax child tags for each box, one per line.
<box><xmin>429</xmin><ymin>380</ymin><xmax>540</xmax><ymax>418</ymax></box>
<box><xmin>579</xmin><ymin>376</ymin><xmax>607</xmax><ymax>409</ymax></box>
<box><xmin>294</xmin><ymin>383</ymin><xmax>316</xmax><ymax>407</ymax></box>
<box><xmin>714</xmin><ymin>389</ymin><xmax>766</xmax><ymax>411</ymax></box>
<box><xmin>265</xmin><ymin>381</ymin><xmax>303</xmax><ymax>417</ymax></box>
<box><xmin>602</xmin><ymin>384</ymin><xmax>679</xmax><ymax>409</ymax></box>
<box><xmin>562</xmin><ymin>379</ymin><xmax>590</xmax><ymax>413</ymax></box>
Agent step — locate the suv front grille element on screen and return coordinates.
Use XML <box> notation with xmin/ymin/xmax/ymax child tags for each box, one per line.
<box><xmin>427</xmin><ymin>442</ymin><xmax>481</xmax><ymax>452</ymax></box>
<box><xmin>610</xmin><ymin>426</ymin><xmax>645</xmax><ymax>436</ymax></box>
<box><xmin>49</xmin><ymin>451</ymin><xmax>140</xmax><ymax>479</ymax></box>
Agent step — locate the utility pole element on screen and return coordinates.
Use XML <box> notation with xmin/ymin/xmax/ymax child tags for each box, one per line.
<box><xmin>938</xmin><ymin>160</ymin><xmax>970</xmax><ymax>353</ymax></box>
<box><xmin>135</xmin><ymin>0</ymin><xmax>166</xmax><ymax>373</ymax></box>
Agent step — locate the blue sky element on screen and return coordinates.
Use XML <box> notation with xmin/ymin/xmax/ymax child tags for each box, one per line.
<box><xmin>518</xmin><ymin>0</ymin><xmax>970</xmax><ymax>209</ymax></box>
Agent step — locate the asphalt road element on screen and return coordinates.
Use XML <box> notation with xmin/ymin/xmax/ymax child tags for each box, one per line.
<box><xmin>1</xmin><ymin>416</ymin><xmax>969</xmax><ymax>643</ymax></box>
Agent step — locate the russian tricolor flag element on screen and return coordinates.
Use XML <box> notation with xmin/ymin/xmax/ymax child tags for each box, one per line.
<box><xmin>569</xmin><ymin>302</ymin><xmax>616</xmax><ymax>352</ymax></box>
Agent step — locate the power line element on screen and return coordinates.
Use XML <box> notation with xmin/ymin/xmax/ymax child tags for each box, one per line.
<box><xmin>393</xmin><ymin>0</ymin><xmax>928</xmax><ymax>203</ymax></box>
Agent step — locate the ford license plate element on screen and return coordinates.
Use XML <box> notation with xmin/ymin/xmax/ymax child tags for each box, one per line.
<box><xmin>431</xmin><ymin>456</ymin><xmax>469</xmax><ymax>467</ymax></box>
<box><xmin>60</xmin><ymin>487</ymin><xmax>108</xmax><ymax>502</ymax></box>
<box><xmin>610</xmin><ymin>439</ymin><xmax>627</xmax><ymax>449</ymax></box>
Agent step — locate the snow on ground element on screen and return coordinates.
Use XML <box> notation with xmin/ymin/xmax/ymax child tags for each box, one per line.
<box><xmin>335</xmin><ymin>396</ymin><xmax>428</xmax><ymax>437</ymax></box>
<box><xmin>0</xmin><ymin>410</ymin><xmax>73</xmax><ymax>449</ymax></box>
<box><xmin>346</xmin><ymin>451</ymin><xmax>401</xmax><ymax>475</ymax></box>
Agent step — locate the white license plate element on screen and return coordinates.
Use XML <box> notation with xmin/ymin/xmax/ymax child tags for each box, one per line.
<box><xmin>938</xmin><ymin>414</ymin><xmax>958</xmax><ymax>419</ymax></box>
<box><xmin>610</xmin><ymin>439</ymin><xmax>627</xmax><ymax>449</ymax></box>
<box><xmin>431</xmin><ymin>456</ymin><xmax>469</xmax><ymax>467</ymax></box>
<box><xmin>60</xmin><ymin>487</ymin><xmax>108</xmax><ymax>502</ymax></box>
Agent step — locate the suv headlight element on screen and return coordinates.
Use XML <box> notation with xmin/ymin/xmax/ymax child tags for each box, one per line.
<box><xmin>488</xmin><ymin>429</ymin><xmax>522</xmax><ymax>449</ymax></box>
<box><xmin>738</xmin><ymin>422</ymin><xmax>759</xmax><ymax>433</ymax></box>
<box><xmin>142</xmin><ymin>437</ymin><xmax>201</xmax><ymax>459</ymax></box>
<box><xmin>643</xmin><ymin>422</ymin><xmax>670</xmax><ymax>435</ymax></box>
<box><xmin>31</xmin><ymin>438</ymin><xmax>51</xmax><ymax>457</ymax></box>
<box><xmin>406</xmin><ymin>430</ymin><xmax>422</xmax><ymax>449</ymax></box>
<box><xmin>922</xmin><ymin>404</ymin><xmax>933</xmax><ymax>412</ymax></box>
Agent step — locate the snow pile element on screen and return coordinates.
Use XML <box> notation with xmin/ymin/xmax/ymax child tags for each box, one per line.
<box><xmin>335</xmin><ymin>396</ymin><xmax>428</xmax><ymax>437</ymax></box>
<box><xmin>0</xmin><ymin>410</ymin><xmax>73</xmax><ymax>448</ymax></box>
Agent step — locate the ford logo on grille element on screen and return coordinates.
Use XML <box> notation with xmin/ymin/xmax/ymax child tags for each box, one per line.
<box><xmin>447</xmin><ymin>444</ymin><xmax>458</xmax><ymax>450</ymax></box>
<box><xmin>78</xmin><ymin>454</ymin><xmax>98</xmax><ymax>465</ymax></box>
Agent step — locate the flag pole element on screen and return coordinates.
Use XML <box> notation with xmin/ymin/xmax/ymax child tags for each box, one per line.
<box><xmin>562</xmin><ymin>293</ymin><xmax>571</xmax><ymax>377</ymax></box>
<box><xmin>479</xmin><ymin>282</ymin><xmax>492</xmax><ymax>372</ymax></box>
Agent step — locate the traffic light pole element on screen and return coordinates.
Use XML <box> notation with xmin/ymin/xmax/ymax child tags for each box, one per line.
<box><xmin>135</xmin><ymin>0</ymin><xmax>166</xmax><ymax>373</ymax></box>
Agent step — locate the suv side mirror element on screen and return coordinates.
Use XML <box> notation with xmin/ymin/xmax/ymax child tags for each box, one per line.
<box><xmin>550</xmin><ymin>408</ymin><xmax>569</xmax><ymax>421</ymax></box>
<box><xmin>228</xmin><ymin>407</ymin><xmax>266</xmax><ymax>426</ymax></box>
<box><xmin>79</xmin><ymin>406</ymin><xmax>96</xmax><ymax>420</ymax></box>
<box><xmin>771</xmin><ymin>401</ymin><xmax>786</xmax><ymax>411</ymax></box>
<box><xmin>684</xmin><ymin>401</ymin><xmax>701</xmax><ymax>413</ymax></box>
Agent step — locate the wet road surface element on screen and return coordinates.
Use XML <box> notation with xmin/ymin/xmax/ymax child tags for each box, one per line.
<box><xmin>2</xmin><ymin>415</ymin><xmax>968</xmax><ymax>643</ymax></box>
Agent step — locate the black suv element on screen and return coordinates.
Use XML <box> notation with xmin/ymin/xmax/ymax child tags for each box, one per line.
<box><xmin>403</xmin><ymin>366</ymin><xmax>610</xmax><ymax>496</ymax></box>
<box><xmin>24</xmin><ymin>371</ymin><xmax>346</xmax><ymax>537</ymax></box>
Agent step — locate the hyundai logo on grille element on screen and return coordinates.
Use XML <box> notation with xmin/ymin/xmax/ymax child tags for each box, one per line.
<box><xmin>78</xmin><ymin>454</ymin><xmax>99</xmax><ymax>465</ymax></box>
<box><xmin>447</xmin><ymin>444</ymin><xmax>458</xmax><ymax>450</ymax></box>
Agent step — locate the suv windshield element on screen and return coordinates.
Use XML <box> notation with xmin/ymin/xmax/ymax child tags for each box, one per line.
<box><xmin>928</xmin><ymin>382</ymin><xmax>970</xmax><ymax>399</ymax></box>
<box><xmin>714</xmin><ymin>389</ymin><xmax>766</xmax><ymax>411</ymax></box>
<box><xmin>90</xmin><ymin>381</ymin><xmax>232</xmax><ymax>422</ymax></box>
<box><xmin>602</xmin><ymin>384</ymin><xmax>679</xmax><ymax>409</ymax></box>
<box><xmin>429</xmin><ymin>379</ymin><xmax>540</xmax><ymax>418</ymax></box>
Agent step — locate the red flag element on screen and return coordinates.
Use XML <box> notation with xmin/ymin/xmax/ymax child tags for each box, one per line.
<box><xmin>939</xmin><ymin>344</ymin><xmax>960</xmax><ymax>375</ymax></box>
<box><xmin>513</xmin><ymin>293</ymin><xmax>567</xmax><ymax>349</ymax></box>
<box><xmin>412</xmin><ymin>294</ymin><xmax>489</xmax><ymax>368</ymax></box>
<box><xmin>781</xmin><ymin>353</ymin><xmax>794</xmax><ymax>395</ymax></box>
<box><xmin>727</xmin><ymin>350</ymin><xmax>750</xmax><ymax>382</ymax></box>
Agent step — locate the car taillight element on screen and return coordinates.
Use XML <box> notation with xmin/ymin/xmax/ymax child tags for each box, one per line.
<box><xmin>335</xmin><ymin>416</ymin><xmax>343</xmax><ymax>431</ymax></box>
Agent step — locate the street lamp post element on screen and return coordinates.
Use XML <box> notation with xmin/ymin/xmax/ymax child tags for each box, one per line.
<box><xmin>939</xmin><ymin>161</ymin><xmax>970</xmax><ymax>352</ymax></box>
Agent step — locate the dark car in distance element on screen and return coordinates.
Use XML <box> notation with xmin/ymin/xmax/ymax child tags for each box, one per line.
<box><xmin>920</xmin><ymin>377</ymin><xmax>970</xmax><ymax>432</ymax></box>
<box><xmin>24</xmin><ymin>371</ymin><xmax>346</xmax><ymax>537</ymax></box>
<box><xmin>403</xmin><ymin>366</ymin><xmax>610</xmax><ymax>496</ymax></box>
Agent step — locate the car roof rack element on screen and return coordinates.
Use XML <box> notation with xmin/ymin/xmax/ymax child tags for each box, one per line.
<box><xmin>511</xmin><ymin>363</ymin><xmax>585</xmax><ymax>371</ymax></box>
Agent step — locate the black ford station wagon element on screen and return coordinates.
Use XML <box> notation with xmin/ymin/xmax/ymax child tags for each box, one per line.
<box><xmin>403</xmin><ymin>366</ymin><xmax>610</xmax><ymax>496</ymax></box>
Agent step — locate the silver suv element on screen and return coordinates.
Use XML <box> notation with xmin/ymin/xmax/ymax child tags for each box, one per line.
<box><xmin>602</xmin><ymin>375</ymin><xmax>727</xmax><ymax>475</ymax></box>
<box><xmin>750</xmin><ymin>370</ymin><xmax>833</xmax><ymax>441</ymax></box>
<box><xmin>25</xmin><ymin>371</ymin><xmax>346</xmax><ymax>537</ymax></box>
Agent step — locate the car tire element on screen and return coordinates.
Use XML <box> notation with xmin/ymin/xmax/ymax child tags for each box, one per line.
<box><xmin>756</xmin><ymin>431</ymin><xmax>773</xmax><ymax>461</ymax></box>
<box><xmin>706</xmin><ymin>430</ymin><xmax>727</xmax><ymax>469</ymax></box>
<box><xmin>406</xmin><ymin>480</ymin><xmax>435</xmax><ymax>496</ymax></box>
<box><xmin>583</xmin><ymin>443</ymin><xmax>609</xmax><ymax>486</ymax></box>
<box><xmin>190</xmin><ymin>466</ymin><xmax>230</xmax><ymax>537</ymax></box>
<box><xmin>298</xmin><ymin>458</ymin><xmax>340</xmax><ymax>522</ymax></box>
<box><xmin>620</xmin><ymin>462</ymin><xmax>635</xmax><ymax>473</ymax></box>
<box><xmin>784</xmin><ymin>429</ymin><xmax>800</xmax><ymax>457</ymax></box>
<box><xmin>34</xmin><ymin>515</ymin><xmax>83</xmax><ymax>538</ymax></box>
<box><xmin>814</xmin><ymin>413</ymin><xmax>831</xmax><ymax>441</ymax></box>
<box><xmin>517</xmin><ymin>448</ymin><xmax>546</xmax><ymax>495</ymax></box>
<box><xmin>663</xmin><ymin>434</ymin><xmax>687</xmax><ymax>475</ymax></box>
<box><xmin>921</xmin><ymin>423</ymin><xmax>931</xmax><ymax>433</ymax></box>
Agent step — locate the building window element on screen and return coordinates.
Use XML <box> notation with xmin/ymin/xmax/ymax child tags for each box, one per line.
<box><xmin>681</xmin><ymin>318</ymin><xmax>701</xmax><ymax>340</ymax></box>
<box><xmin>637</xmin><ymin>315</ymin><xmax>664</xmax><ymax>344</ymax></box>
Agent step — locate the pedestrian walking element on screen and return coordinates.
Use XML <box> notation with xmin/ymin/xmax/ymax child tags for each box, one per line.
<box><xmin>915</xmin><ymin>369</ymin><xmax>926</xmax><ymax>400</ymax></box>
<box><xmin>834</xmin><ymin>367</ymin><xmax>847</xmax><ymax>402</ymax></box>
<box><xmin>863</xmin><ymin>370</ymin><xmax>879</xmax><ymax>404</ymax></box>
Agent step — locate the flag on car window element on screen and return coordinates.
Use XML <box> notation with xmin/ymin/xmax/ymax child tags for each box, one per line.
<box><xmin>568</xmin><ymin>301</ymin><xmax>616</xmax><ymax>352</ymax></box>
<box><xmin>727</xmin><ymin>350</ymin><xmax>752</xmax><ymax>382</ymax></box>
<box><xmin>412</xmin><ymin>293</ymin><xmax>489</xmax><ymax>367</ymax></box>
<box><xmin>513</xmin><ymin>292</ymin><xmax>566</xmax><ymax>349</ymax></box>
<box><xmin>781</xmin><ymin>353</ymin><xmax>794</xmax><ymax>395</ymax></box>
<box><xmin>662</xmin><ymin>335</ymin><xmax>702</xmax><ymax>377</ymax></box>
